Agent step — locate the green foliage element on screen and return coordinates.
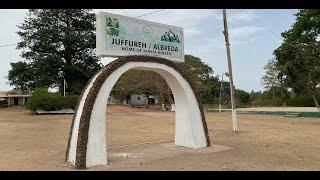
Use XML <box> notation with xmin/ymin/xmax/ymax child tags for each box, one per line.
<box><xmin>272</xmin><ymin>9</ymin><xmax>320</xmax><ymax>108</ymax></box>
<box><xmin>235</xmin><ymin>89</ymin><xmax>250</xmax><ymax>105</ymax></box>
<box><xmin>111</xmin><ymin>54</ymin><xmax>256</xmax><ymax>107</ymax></box>
<box><xmin>177</xmin><ymin>55</ymin><xmax>220</xmax><ymax>103</ymax></box>
<box><xmin>63</xmin><ymin>95</ymin><xmax>79</xmax><ymax>109</ymax></box>
<box><xmin>26</xmin><ymin>88</ymin><xmax>51</xmax><ymax>112</ymax></box>
<box><xmin>26</xmin><ymin>88</ymin><xmax>79</xmax><ymax>113</ymax></box>
<box><xmin>8</xmin><ymin>9</ymin><xmax>102</xmax><ymax>94</ymax></box>
<box><xmin>7</xmin><ymin>61</ymin><xmax>34</xmax><ymax>91</ymax></box>
<box><xmin>286</xmin><ymin>95</ymin><xmax>316</xmax><ymax>107</ymax></box>
<box><xmin>257</xmin><ymin>9</ymin><xmax>320</xmax><ymax>109</ymax></box>
<box><xmin>110</xmin><ymin>54</ymin><xmax>220</xmax><ymax>104</ymax></box>
<box><xmin>261</xmin><ymin>58</ymin><xmax>287</xmax><ymax>98</ymax></box>
<box><xmin>258</xmin><ymin>97</ymin><xmax>284</xmax><ymax>106</ymax></box>
<box><xmin>111</xmin><ymin>69</ymin><xmax>173</xmax><ymax>104</ymax></box>
<box><xmin>249</xmin><ymin>90</ymin><xmax>319</xmax><ymax>107</ymax></box>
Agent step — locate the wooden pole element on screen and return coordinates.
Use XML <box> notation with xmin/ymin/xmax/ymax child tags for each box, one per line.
<box><xmin>222</xmin><ymin>9</ymin><xmax>238</xmax><ymax>132</ymax></box>
<box><xmin>219</xmin><ymin>73</ymin><xmax>224</xmax><ymax>112</ymax></box>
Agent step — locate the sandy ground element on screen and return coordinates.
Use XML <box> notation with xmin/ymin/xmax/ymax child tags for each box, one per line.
<box><xmin>0</xmin><ymin>105</ymin><xmax>320</xmax><ymax>171</ymax></box>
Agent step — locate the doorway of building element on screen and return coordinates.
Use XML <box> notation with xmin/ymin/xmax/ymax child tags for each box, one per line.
<box><xmin>25</xmin><ymin>97</ymin><xmax>29</xmax><ymax>106</ymax></box>
<box><xmin>14</xmin><ymin>97</ymin><xmax>19</xmax><ymax>106</ymax></box>
<box><xmin>148</xmin><ymin>98</ymin><xmax>155</xmax><ymax>105</ymax></box>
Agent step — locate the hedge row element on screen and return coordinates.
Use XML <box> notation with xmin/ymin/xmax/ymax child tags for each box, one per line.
<box><xmin>256</xmin><ymin>95</ymin><xmax>318</xmax><ymax>107</ymax></box>
<box><xmin>27</xmin><ymin>88</ymin><xmax>79</xmax><ymax>112</ymax></box>
<box><xmin>258</xmin><ymin>98</ymin><xmax>284</xmax><ymax>106</ymax></box>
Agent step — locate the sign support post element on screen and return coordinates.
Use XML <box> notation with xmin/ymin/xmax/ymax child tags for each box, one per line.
<box><xmin>222</xmin><ymin>9</ymin><xmax>238</xmax><ymax>132</ymax></box>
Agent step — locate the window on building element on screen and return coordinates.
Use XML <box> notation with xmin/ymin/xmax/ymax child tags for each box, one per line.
<box><xmin>137</xmin><ymin>96</ymin><xmax>140</xmax><ymax>100</ymax></box>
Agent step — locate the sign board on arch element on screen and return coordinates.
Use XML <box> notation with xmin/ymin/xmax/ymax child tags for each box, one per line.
<box><xmin>96</xmin><ymin>12</ymin><xmax>184</xmax><ymax>62</ymax></box>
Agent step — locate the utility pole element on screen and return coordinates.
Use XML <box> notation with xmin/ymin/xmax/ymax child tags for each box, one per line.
<box><xmin>222</xmin><ymin>9</ymin><xmax>238</xmax><ymax>132</ymax></box>
<box><xmin>219</xmin><ymin>73</ymin><xmax>224</xmax><ymax>112</ymax></box>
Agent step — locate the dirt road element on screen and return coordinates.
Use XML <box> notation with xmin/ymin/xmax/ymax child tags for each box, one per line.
<box><xmin>0</xmin><ymin>105</ymin><xmax>319</xmax><ymax>170</ymax></box>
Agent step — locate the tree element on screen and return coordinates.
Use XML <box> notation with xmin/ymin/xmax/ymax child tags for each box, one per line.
<box><xmin>261</xmin><ymin>58</ymin><xmax>287</xmax><ymax>98</ymax></box>
<box><xmin>249</xmin><ymin>90</ymin><xmax>262</xmax><ymax>105</ymax></box>
<box><xmin>177</xmin><ymin>55</ymin><xmax>219</xmax><ymax>103</ymax></box>
<box><xmin>273</xmin><ymin>9</ymin><xmax>320</xmax><ymax>111</ymax></box>
<box><xmin>235</xmin><ymin>89</ymin><xmax>250</xmax><ymax>105</ymax></box>
<box><xmin>7</xmin><ymin>9</ymin><xmax>102</xmax><ymax>94</ymax></box>
<box><xmin>7</xmin><ymin>61</ymin><xmax>33</xmax><ymax>91</ymax></box>
<box><xmin>111</xmin><ymin>69</ymin><xmax>173</xmax><ymax>104</ymax></box>
<box><xmin>111</xmin><ymin>54</ymin><xmax>220</xmax><ymax>105</ymax></box>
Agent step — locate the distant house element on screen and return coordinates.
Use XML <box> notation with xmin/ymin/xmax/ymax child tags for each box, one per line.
<box><xmin>130</xmin><ymin>94</ymin><xmax>158</xmax><ymax>107</ymax></box>
<box><xmin>0</xmin><ymin>89</ymin><xmax>31</xmax><ymax>107</ymax></box>
<box><xmin>107</xmin><ymin>96</ymin><xmax>118</xmax><ymax>104</ymax></box>
<box><xmin>106</xmin><ymin>95</ymin><xmax>128</xmax><ymax>105</ymax></box>
<box><xmin>106</xmin><ymin>94</ymin><xmax>159</xmax><ymax>107</ymax></box>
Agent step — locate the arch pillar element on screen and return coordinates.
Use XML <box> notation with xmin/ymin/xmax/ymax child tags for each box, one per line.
<box><xmin>66</xmin><ymin>56</ymin><xmax>210</xmax><ymax>169</ymax></box>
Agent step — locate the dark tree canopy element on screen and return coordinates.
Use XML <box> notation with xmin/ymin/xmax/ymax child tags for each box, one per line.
<box><xmin>268</xmin><ymin>9</ymin><xmax>320</xmax><ymax>110</ymax></box>
<box><xmin>8</xmin><ymin>9</ymin><xmax>102</xmax><ymax>94</ymax></box>
<box><xmin>178</xmin><ymin>55</ymin><xmax>220</xmax><ymax>103</ymax></box>
<box><xmin>7</xmin><ymin>61</ymin><xmax>33</xmax><ymax>91</ymax></box>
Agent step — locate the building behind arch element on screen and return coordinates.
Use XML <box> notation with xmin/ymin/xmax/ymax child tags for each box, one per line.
<box><xmin>0</xmin><ymin>89</ymin><xmax>31</xmax><ymax>107</ymax></box>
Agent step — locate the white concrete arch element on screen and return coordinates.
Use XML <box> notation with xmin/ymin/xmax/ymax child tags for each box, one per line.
<box><xmin>66</xmin><ymin>60</ymin><xmax>210</xmax><ymax>169</ymax></box>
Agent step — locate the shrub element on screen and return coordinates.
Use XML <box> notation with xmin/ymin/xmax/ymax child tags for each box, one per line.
<box><xmin>287</xmin><ymin>95</ymin><xmax>315</xmax><ymax>107</ymax></box>
<box><xmin>254</xmin><ymin>95</ymin><xmax>319</xmax><ymax>107</ymax></box>
<box><xmin>258</xmin><ymin>97</ymin><xmax>284</xmax><ymax>106</ymax></box>
<box><xmin>63</xmin><ymin>95</ymin><xmax>79</xmax><ymax>110</ymax></box>
<box><xmin>235</xmin><ymin>89</ymin><xmax>250</xmax><ymax>105</ymax></box>
<box><xmin>26</xmin><ymin>88</ymin><xmax>79</xmax><ymax>113</ymax></box>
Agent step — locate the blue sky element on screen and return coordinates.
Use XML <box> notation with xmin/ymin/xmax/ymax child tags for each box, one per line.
<box><xmin>0</xmin><ymin>9</ymin><xmax>298</xmax><ymax>92</ymax></box>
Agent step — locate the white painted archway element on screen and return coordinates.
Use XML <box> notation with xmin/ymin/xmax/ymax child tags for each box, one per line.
<box><xmin>66</xmin><ymin>57</ymin><xmax>210</xmax><ymax>169</ymax></box>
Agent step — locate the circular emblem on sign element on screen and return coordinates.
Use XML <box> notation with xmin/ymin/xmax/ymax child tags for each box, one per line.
<box><xmin>143</xmin><ymin>26</ymin><xmax>153</xmax><ymax>37</ymax></box>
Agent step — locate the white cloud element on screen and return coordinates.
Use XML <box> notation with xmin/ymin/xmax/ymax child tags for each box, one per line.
<box><xmin>94</xmin><ymin>9</ymin><xmax>147</xmax><ymax>17</ymax></box>
<box><xmin>186</xmin><ymin>36</ymin><xmax>224</xmax><ymax>55</ymax></box>
<box><xmin>184</xmin><ymin>27</ymin><xmax>202</xmax><ymax>37</ymax></box>
<box><xmin>145</xmin><ymin>9</ymin><xmax>214</xmax><ymax>37</ymax></box>
<box><xmin>143</xmin><ymin>9</ymin><xmax>214</xmax><ymax>25</ymax></box>
<box><xmin>95</xmin><ymin>9</ymin><xmax>215</xmax><ymax>38</ymax></box>
<box><xmin>229</xmin><ymin>9</ymin><xmax>257</xmax><ymax>22</ymax></box>
<box><xmin>212</xmin><ymin>9</ymin><xmax>257</xmax><ymax>22</ymax></box>
<box><xmin>207</xmin><ymin>10</ymin><xmax>264</xmax><ymax>46</ymax></box>
<box><xmin>229</xmin><ymin>25</ymin><xmax>264</xmax><ymax>44</ymax></box>
<box><xmin>0</xmin><ymin>9</ymin><xmax>26</xmax><ymax>44</ymax></box>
